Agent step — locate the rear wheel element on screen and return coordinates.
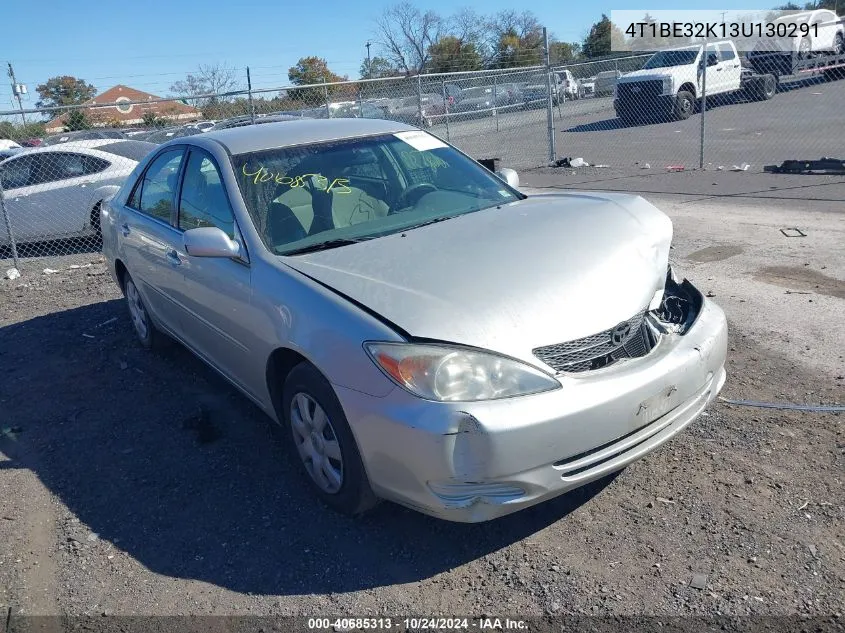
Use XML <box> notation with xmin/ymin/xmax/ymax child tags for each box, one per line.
<box><xmin>674</xmin><ymin>90</ymin><xmax>694</xmax><ymax>120</ymax></box>
<box><xmin>123</xmin><ymin>273</ymin><xmax>160</xmax><ymax>350</ymax></box>
<box><xmin>750</xmin><ymin>74</ymin><xmax>777</xmax><ymax>101</ymax></box>
<box><xmin>90</xmin><ymin>202</ymin><xmax>103</xmax><ymax>243</ymax></box>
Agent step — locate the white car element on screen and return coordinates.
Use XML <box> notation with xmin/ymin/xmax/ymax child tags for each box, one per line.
<box><xmin>0</xmin><ymin>139</ymin><xmax>21</xmax><ymax>151</ymax></box>
<box><xmin>774</xmin><ymin>10</ymin><xmax>845</xmax><ymax>56</ymax></box>
<box><xmin>0</xmin><ymin>139</ymin><xmax>155</xmax><ymax>246</ymax></box>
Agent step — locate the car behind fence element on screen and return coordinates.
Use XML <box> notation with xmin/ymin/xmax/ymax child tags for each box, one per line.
<box><xmin>3</xmin><ymin>45</ymin><xmax>845</xmax><ymax>275</ymax></box>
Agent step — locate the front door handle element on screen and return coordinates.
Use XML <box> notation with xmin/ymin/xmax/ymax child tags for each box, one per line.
<box><xmin>120</xmin><ymin>223</ymin><xmax>130</xmax><ymax>237</ymax></box>
<box><xmin>166</xmin><ymin>249</ymin><xmax>182</xmax><ymax>267</ymax></box>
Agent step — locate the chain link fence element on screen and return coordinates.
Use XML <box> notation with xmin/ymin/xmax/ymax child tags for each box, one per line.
<box><xmin>3</xmin><ymin>45</ymin><xmax>845</xmax><ymax>277</ymax></box>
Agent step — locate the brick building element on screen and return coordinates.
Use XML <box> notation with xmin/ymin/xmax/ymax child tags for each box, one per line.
<box><xmin>45</xmin><ymin>85</ymin><xmax>200</xmax><ymax>132</ymax></box>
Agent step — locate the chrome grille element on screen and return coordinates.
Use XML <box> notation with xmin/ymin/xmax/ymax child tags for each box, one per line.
<box><xmin>533</xmin><ymin>310</ymin><xmax>655</xmax><ymax>373</ymax></box>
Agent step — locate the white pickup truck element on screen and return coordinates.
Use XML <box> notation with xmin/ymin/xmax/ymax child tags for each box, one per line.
<box><xmin>613</xmin><ymin>41</ymin><xmax>777</xmax><ymax>122</ymax></box>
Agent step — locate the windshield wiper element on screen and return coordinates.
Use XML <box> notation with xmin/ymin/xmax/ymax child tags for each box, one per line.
<box><xmin>400</xmin><ymin>215</ymin><xmax>461</xmax><ymax>232</ymax></box>
<box><xmin>281</xmin><ymin>237</ymin><xmax>370</xmax><ymax>256</ymax></box>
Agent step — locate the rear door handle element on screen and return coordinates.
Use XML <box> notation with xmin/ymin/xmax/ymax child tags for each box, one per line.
<box><xmin>166</xmin><ymin>249</ymin><xmax>182</xmax><ymax>267</ymax></box>
<box><xmin>120</xmin><ymin>223</ymin><xmax>130</xmax><ymax>237</ymax></box>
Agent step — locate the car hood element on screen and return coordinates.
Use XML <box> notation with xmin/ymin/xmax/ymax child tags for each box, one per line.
<box><xmin>282</xmin><ymin>192</ymin><xmax>673</xmax><ymax>370</ymax></box>
<box><xmin>619</xmin><ymin>68</ymin><xmax>690</xmax><ymax>81</ymax></box>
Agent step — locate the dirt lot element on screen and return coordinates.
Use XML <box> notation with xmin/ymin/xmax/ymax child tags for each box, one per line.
<box><xmin>0</xmin><ymin>189</ymin><xmax>843</xmax><ymax>622</ymax></box>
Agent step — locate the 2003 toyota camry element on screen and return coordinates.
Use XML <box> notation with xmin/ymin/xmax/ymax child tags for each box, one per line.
<box><xmin>101</xmin><ymin>118</ymin><xmax>727</xmax><ymax>522</ymax></box>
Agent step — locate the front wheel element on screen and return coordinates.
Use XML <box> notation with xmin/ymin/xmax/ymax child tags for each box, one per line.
<box><xmin>674</xmin><ymin>90</ymin><xmax>695</xmax><ymax>120</ymax></box>
<box><xmin>282</xmin><ymin>363</ymin><xmax>378</xmax><ymax>516</ymax></box>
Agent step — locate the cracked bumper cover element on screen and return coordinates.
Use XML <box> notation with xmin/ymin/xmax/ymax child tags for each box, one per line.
<box><xmin>334</xmin><ymin>293</ymin><xmax>728</xmax><ymax>523</ymax></box>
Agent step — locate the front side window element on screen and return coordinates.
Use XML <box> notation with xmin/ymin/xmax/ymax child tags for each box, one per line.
<box><xmin>718</xmin><ymin>43</ymin><xmax>736</xmax><ymax>61</ymax></box>
<box><xmin>232</xmin><ymin>131</ymin><xmax>524</xmax><ymax>255</ymax></box>
<box><xmin>178</xmin><ymin>150</ymin><xmax>235</xmax><ymax>237</ymax></box>
<box><xmin>130</xmin><ymin>149</ymin><xmax>184</xmax><ymax>222</ymax></box>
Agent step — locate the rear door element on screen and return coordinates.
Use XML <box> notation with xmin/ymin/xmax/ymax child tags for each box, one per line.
<box><xmin>118</xmin><ymin>147</ymin><xmax>187</xmax><ymax>335</ymax></box>
<box><xmin>27</xmin><ymin>152</ymin><xmax>112</xmax><ymax>236</ymax></box>
<box><xmin>717</xmin><ymin>43</ymin><xmax>742</xmax><ymax>94</ymax></box>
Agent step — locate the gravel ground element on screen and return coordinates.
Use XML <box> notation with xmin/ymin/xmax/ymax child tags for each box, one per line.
<box><xmin>0</xmin><ymin>193</ymin><xmax>843</xmax><ymax>622</ymax></box>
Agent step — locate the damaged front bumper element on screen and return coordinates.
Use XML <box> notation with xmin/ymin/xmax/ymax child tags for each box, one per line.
<box><xmin>334</xmin><ymin>280</ymin><xmax>728</xmax><ymax>523</ymax></box>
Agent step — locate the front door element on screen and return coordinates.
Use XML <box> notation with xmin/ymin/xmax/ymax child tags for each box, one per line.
<box><xmin>173</xmin><ymin>148</ymin><xmax>261</xmax><ymax>399</ymax></box>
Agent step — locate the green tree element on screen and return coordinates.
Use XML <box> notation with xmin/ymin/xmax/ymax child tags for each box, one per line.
<box><xmin>35</xmin><ymin>76</ymin><xmax>96</xmax><ymax>109</ymax></box>
<box><xmin>629</xmin><ymin>13</ymin><xmax>673</xmax><ymax>52</ymax></box>
<box><xmin>428</xmin><ymin>36</ymin><xmax>483</xmax><ymax>73</ymax></box>
<box><xmin>63</xmin><ymin>109</ymin><xmax>91</xmax><ymax>132</ymax></box>
<box><xmin>486</xmin><ymin>11</ymin><xmax>544</xmax><ymax>68</ymax></box>
<box><xmin>0</xmin><ymin>121</ymin><xmax>46</xmax><ymax>143</ymax></box>
<box><xmin>549</xmin><ymin>41</ymin><xmax>582</xmax><ymax>64</ymax></box>
<box><xmin>288</xmin><ymin>57</ymin><xmax>347</xmax><ymax>102</ymax></box>
<box><xmin>582</xmin><ymin>14</ymin><xmax>627</xmax><ymax>58</ymax></box>
<box><xmin>141</xmin><ymin>111</ymin><xmax>168</xmax><ymax>128</ymax></box>
<box><xmin>359</xmin><ymin>56</ymin><xmax>399</xmax><ymax>79</ymax></box>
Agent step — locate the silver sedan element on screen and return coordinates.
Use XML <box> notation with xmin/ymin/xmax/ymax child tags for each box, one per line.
<box><xmin>100</xmin><ymin>119</ymin><xmax>728</xmax><ymax>523</ymax></box>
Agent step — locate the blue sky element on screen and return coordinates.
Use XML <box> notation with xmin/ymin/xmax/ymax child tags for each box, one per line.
<box><xmin>3</xmin><ymin>0</ymin><xmax>776</xmax><ymax>110</ymax></box>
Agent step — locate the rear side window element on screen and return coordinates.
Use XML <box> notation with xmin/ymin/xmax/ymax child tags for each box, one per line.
<box><xmin>0</xmin><ymin>156</ymin><xmax>34</xmax><ymax>189</ymax></box>
<box><xmin>129</xmin><ymin>149</ymin><xmax>184</xmax><ymax>223</ymax></box>
<box><xmin>718</xmin><ymin>43</ymin><xmax>736</xmax><ymax>61</ymax></box>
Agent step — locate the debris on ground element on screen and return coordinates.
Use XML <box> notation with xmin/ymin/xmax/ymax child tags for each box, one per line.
<box><xmin>690</xmin><ymin>573</ymin><xmax>708</xmax><ymax>590</ymax></box>
<box><xmin>4</xmin><ymin>268</ymin><xmax>20</xmax><ymax>280</ymax></box>
<box><xmin>731</xmin><ymin>163</ymin><xmax>750</xmax><ymax>171</ymax></box>
<box><xmin>666</xmin><ymin>165</ymin><xmax>685</xmax><ymax>172</ymax></box>
<box><xmin>552</xmin><ymin>157</ymin><xmax>590</xmax><ymax>168</ymax></box>
<box><xmin>68</xmin><ymin>263</ymin><xmax>93</xmax><ymax>270</ymax></box>
<box><xmin>43</xmin><ymin>268</ymin><xmax>60</xmax><ymax>275</ymax></box>
<box><xmin>764</xmin><ymin>157</ymin><xmax>845</xmax><ymax>174</ymax></box>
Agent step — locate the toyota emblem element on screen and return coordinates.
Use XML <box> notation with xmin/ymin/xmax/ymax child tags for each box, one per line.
<box><xmin>610</xmin><ymin>321</ymin><xmax>632</xmax><ymax>345</ymax></box>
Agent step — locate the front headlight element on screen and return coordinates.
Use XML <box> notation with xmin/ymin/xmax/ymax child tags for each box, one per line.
<box><xmin>364</xmin><ymin>342</ymin><xmax>560</xmax><ymax>402</ymax></box>
<box><xmin>662</xmin><ymin>76</ymin><xmax>673</xmax><ymax>95</ymax></box>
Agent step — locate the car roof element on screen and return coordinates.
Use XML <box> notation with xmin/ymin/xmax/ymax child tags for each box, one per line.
<box><xmin>9</xmin><ymin>139</ymin><xmax>127</xmax><ymax>154</ymax></box>
<box><xmin>201</xmin><ymin>118</ymin><xmax>416</xmax><ymax>155</ymax></box>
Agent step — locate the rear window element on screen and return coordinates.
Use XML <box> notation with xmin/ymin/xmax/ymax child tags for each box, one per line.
<box><xmin>96</xmin><ymin>141</ymin><xmax>157</xmax><ymax>162</ymax></box>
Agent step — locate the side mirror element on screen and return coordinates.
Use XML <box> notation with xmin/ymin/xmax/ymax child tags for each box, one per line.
<box><xmin>183</xmin><ymin>227</ymin><xmax>241</xmax><ymax>258</ymax></box>
<box><xmin>495</xmin><ymin>167</ymin><xmax>520</xmax><ymax>189</ymax></box>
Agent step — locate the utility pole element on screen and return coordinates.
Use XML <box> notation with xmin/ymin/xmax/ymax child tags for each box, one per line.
<box><xmin>7</xmin><ymin>62</ymin><xmax>27</xmax><ymax>125</ymax></box>
<box><xmin>365</xmin><ymin>42</ymin><xmax>372</xmax><ymax>78</ymax></box>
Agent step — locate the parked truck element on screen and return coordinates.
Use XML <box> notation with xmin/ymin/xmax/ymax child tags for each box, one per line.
<box><xmin>614</xmin><ymin>39</ymin><xmax>845</xmax><ymax>123</ymax></box>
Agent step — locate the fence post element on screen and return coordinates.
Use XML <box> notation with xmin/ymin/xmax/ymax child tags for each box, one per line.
<box><xmin>357</xmin><ymin>84</ymin><xmax>364</xmax><ymax>117</ymax></box>
<box><xmin>416</xmin><ymin>73</ymin><xmax>423</xmax><ymax>127</ymax></box>
<box><xmin>323</xmin><ymin>78</ymin><xmax>331</xmax><ymax>118</ymax></box>
<box><xmin>493</xmin><ymin>74</ymin><xmax>499</xmax><ymax>132</ymax></box>
<box><xmin>699</xmin><ymin>45</ymin><xmax>708</xmax><ymax>169</ymax></box>
<box><xmin>246</xmin><ymin>66</ymin><xmax>256</xmax><ymax>124</ymax></box>
<box><xmin>0</xmin><ymin>181</ymin><xmax>20</xmax><ymax>273</ymax></box>
<box><xmin>544</xmin><ymin>27</ymin><xmax>556</xmax><ymax>164</ymax></box>
<box><xmin>441</xmin><ymin>76</ymin><xmax>450</xmax><ymax>142</ymax></box>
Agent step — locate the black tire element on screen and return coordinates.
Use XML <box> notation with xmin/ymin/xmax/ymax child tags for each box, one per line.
<box><xmin>799</xmin><ymin>38</ymin><xmax>812</xmax><ymax>59</ymax></box>
<box><xmin>835</xmin><ymin>32</ymin><xmax>845</xmax><ymax>55</ymax></box>
<box><xmin>123</xmin><ymin>272</ymin><xmax>161</xmax><ymax>350</ymax></box>
<box><xmin>90</xmin><ymin>202</ymin><xmax>103</xmax><ymax>243</ymax></box>
<box><xmin>752</xmin><ymin>74</ymin><xmax>777</xmax><ymax>101</ymax></box>
<box><xmin>282</xmin><ymin>362</ymin><xmax>378</xmax><ymax>517</ymax></box>
<box><xmin>674</xmin><ymin>90</ymin><xmax>694</xmax><ymax>120</ymax></box>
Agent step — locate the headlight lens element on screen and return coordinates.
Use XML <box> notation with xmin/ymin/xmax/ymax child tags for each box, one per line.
<box><xmin>364</xmin><ymin>342</ymin><xmax>560</xmax><ymax>402</ymax></box>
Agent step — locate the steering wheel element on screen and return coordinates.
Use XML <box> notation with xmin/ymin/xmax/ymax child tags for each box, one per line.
<box><xmin>396</xmin><ymin>183</ymin><xmax>437</xmax><ymax>211</ymax></box>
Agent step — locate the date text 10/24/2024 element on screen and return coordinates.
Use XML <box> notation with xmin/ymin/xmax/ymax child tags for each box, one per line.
<box><xmin>307</xmin><ymin>618</ymin><xmax>529</xmax><ymax>631</ymax></box>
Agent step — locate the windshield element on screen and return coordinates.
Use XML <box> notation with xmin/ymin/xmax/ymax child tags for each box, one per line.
<box><xmin>232</xmin><ymin>132</ymin><xmax>524</xmax><ymax>255</ymax></box>
<box><xmin>643</xmin><ymin>49</ymin><xmax>699</xmax><ymax>69</ymax></box>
